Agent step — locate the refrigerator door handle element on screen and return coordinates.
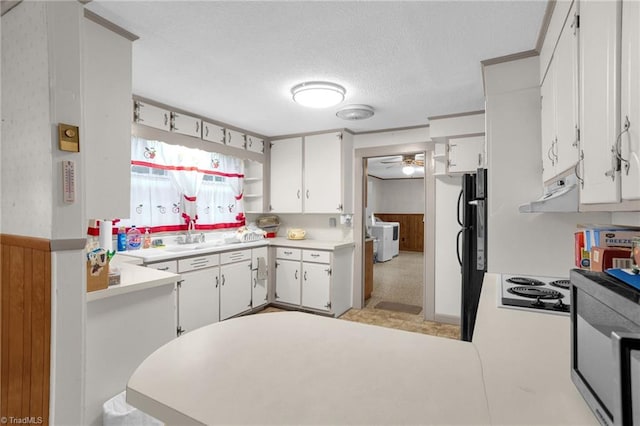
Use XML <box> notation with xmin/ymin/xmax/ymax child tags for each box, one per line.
<box><xmin>457</xmin><ymin>189</ymin><xmax>464</xmax><ymax>226</ymax></box>
<box><xmin>456</xmin><ymin>228</ymin><xmax>464</xmax><ymax>267</ymax></box>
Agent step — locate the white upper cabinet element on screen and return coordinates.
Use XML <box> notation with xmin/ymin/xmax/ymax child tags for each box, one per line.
<box><xmin>447</xmin><ymin>135</ymin><xmax>485</xmax><ymax>174</ymax></box>
<box><xmin>202</xmin><ymin>121</ymin><xmax>225</xmax><ymax>144</ymax></box>
<box><xmin>225</xmin><ymin>129</ymin><xmax>246</xmax><ymax>150</ymax></box>
<box><xmin>134</xmin><ymin>101</ymin><xmax>170</xmax><ymax>132</ymax></box>
<box><xmin>579</xmin><ymin>0</ymin><xmax>622</xmax><ymax>204</ymax></box>
<box><xmin>171</xmin><ymin>112</ymin><xmax>202</xmax><ymax>138</ymax></box>
<box><xmin>304</xmin><ymin>132</ymin><xmax>344</xmax><ymax>213</ymax></box>
<box><xmin>539</xmin><ymin>3</ymin><xmax>579</xmax><ymax>184</ymax></box>
<box><xmin>620</xmin><ymin>0</ymin><xmax>640</xmax><ymax>200</ymax></box>
<box><xmin>269</xmin><ymin>137</ymin><xmax>303</xmax><ymax>213</ymax></box>
<box><xmin>246</xmin><ymin>135</ymin><xmax>265</xmax><ymax>154</ymax></box>
<box><xmin>83</xmin><ymin>18</ymin><xmax>132</xmax><ymax>220</ymax></box>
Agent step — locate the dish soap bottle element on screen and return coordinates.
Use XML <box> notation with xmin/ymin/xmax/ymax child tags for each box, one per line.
<box><xmin>127</xmin><ymin>225</ymin><xmax>142</xmax><ymax>251</ymax></box>
<box><xmin>117</xmin><ymin>226</ymin><xmax>127</xmax><ymax>252</ymax></box>
<box><xmin>143</xmin><ymin>228</ymin><xmax>151</xmax><ymax>249</ymax></box>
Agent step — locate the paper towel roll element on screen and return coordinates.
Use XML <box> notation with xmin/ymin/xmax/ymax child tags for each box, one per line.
<box><xmin>99</xmin><ymin>220</ymin><xmax>113</xmax><ymax>252</ymax></box>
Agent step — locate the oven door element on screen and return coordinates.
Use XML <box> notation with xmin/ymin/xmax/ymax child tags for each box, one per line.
<box><xmin>612</xmin><ymin>332</ymin><xmax>640</xmax><ymax>426</ymax></box>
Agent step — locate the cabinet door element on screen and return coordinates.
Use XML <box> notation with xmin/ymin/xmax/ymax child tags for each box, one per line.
<box><xmin>246</xmin><ymin>135</ymin><xmax>265</xmax><ymax>154</ymax></box>
<box><xmin>304</xmin><ymin>132</ymin><xmax>343</xmax><ymax>213</ymax></box>
<box><xmin>179</xmin><ymin>269</ymin><xmax>219</xmax><ymax>334</ymax></box>
<box><xmin>275</xmin><ymin>259</ymin><xmax>301</xmax><ymax>305</ymax></box>
<box><xmin>252</xmin><ymin>247</ymin><xmax>268</xmax><ymax>308</ymax></box>
<box><xmin>621</xmin><ymin>0</ymin><xmax>640</xmax><ymax>200</ymax></box>
<box><xmin>554</xmin><ymin>6</ymin><xmax>579</xmax><ymax>176</ymax></box>
<box><xmin>269</xmin><ymin>138</ymin><xmax>303</xmax><ymax>213</ymax></box>
<box><xmin>219</xmin><ymin>260</ymin><xmax>252</xmax><ymax>320</ymax></box>
<box><xmin>301</xmin><ymin>262</ymin><xmax>331</xmax><ymax>312</ymax></box>
<box><xmin>202</xmin><ymin>121</ymin><xmax>225</xmax><ymax>144</ymax></box>
<box><xmin>171</xmin><ymin>112</ymin><xmax>201</xmax><ymax>138</ymax></box>
<box><xmin>225</xmin><ymin>129</ymin><xmax>246</xmax><ymax>149</ymax></box>
<box><xmin>134</xmin><ymin>101</ymin><xmax>170</xmax><ymax>131</ymax></box>
<box><xmin>540</xmin><ymin>61</ymin><xmax>557</xmax><ymax>182</ymax></box>
<box><xmin>84</xmin><ymin>19</ymin><xmax>132</xmax><ymax>220</ymax></box>
<box><xmin>579</xmin><ymin>0</ymin><xmax>622</xmax><ymax>204</ymax></box>
<box><xmin>448</xmin><ymin>136</ymin><xmax>485</xmax><ymax>174</ymax></box>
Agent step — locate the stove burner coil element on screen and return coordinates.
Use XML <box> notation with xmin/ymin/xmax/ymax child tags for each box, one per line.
<box><xmin>507</xmin><ymin>286</ymin><xmax>564</xmax><ymax>300</ymax></box>
<box><xmin>506</xmin><ymin>277</ymin><xmax>546</xmax><ymax>286</ymax></box>
<box><xmin>549</xmin><ymin>279</ymin><xmax>570</xmax><ymax>290</ymax></box>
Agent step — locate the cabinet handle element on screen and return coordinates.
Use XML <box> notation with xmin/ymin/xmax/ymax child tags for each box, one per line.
<box><xmin>304</xmin><ymin>271</ymin><xmax>307</xmax><ymax>281</ymax></box>
<box><xmin>195</xmin><ymin>121</ymin><xmax>200</xmax><ymax>133</ymax></box>
<box><xmin>574</xmin><ymin>150</ymin><xmax>584</xmax><ymax>189</ymax></box>
<box><xmin>284</xmin><ymin>250</ymin><xmax>292</xmax><ymax>255</ymax></box>
<box><xmin>205</xmin><ymin>125</ymin><xmax>209</xmax><ymax>137</ymax></box>
<box><xmin>297</xmin><ymin>190</ymin><xmax>301</xmax><ymax>199</ymax></box>
<box><xmin>547</xmin><ymin>144</ymin><xmax>555</xmax><ymax>166</ymax></box>
<box><xmin>215</xmin><ymin>276</ymin><xmax>219</xmax><ymax>288</ymax></box>
<box><xmin>337</xmin><ymin>204</ymin><xmax>343</xmax><ymax>211</ymax></box>
<box><xmin>221</xmin><ymin>274</ymin><xmax>226</xmax><ymax>286</ymax></box>
<box><xmin>552</xmin><ymin>137</ymin><xmax>559</xmax><ymax>162</ymax></box>
<box><xmin>227</xmin><ymin>131</ymin><xmax>231</xmax><ymax>145</ymax></box>
<box><xmin>157</xmin><ymin>266</ymin><xmax>169</xmax><ymax>271</ymax></box>
<box><xmin>164</xmin><ymin>113</ymin><xmax>168</xmax><ymax>126</ymax></box>
<box><xmin>220</xmin><ymin>127</ymin><xmax>225</xmax><ymax>142</ymax></box>
<box><xmin>310</xmin><ymin>253</ymin><xmax>320</xmax><ymax>258</ymax></box>
<box><xmin>306</xmin><ymin>190</ymin><xmax>310</xmax><ymax>199</ymax></box>
<box><xmin>295</xmin><ymin>270</ymin><xmax>298</xmax><ymax>280</ymax></box>
<box><xmin>615</xmin><ymin>116</ymin><xmax>631</xmax><ymax>175</ymax></box>
<box><xmin>253</xmin><ymin>277</ymin><xmax>257</xmax><ymax>288</ymax></box>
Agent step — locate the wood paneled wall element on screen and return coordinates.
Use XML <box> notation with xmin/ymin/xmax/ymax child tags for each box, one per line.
<box><xmin>1</xmin><ymin>234</ymin><xmax>51</xmax><ymax>425</ymax></box>
<box><xmin>374</xmin><ymin>214</ymin><xmax>424</xmax><ymax>252</ymax></box>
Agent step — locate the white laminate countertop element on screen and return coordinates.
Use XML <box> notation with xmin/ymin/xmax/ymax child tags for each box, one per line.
<box><xmin>86</xmin><ymin>257</ymin><xmax>180</xmax><ymax>302</ymax></box>
<box><xmin>127</xmin><ymin>312</ymin><xmax>489</xmax><ymax>425</ymax></box>
<box><xmin>126</xmin><ymin>272</ymin><xmax>598</xmax><ymax>425</ymax></box>
<box><xmin>473</xmin><ymin>274</ymin><xmax>597</xmax><ymax>425</ymax></box>
<box><xmin>268</xmin><ymin>237</ymin><xmax>355</xmax><ymax>250</ymax></box>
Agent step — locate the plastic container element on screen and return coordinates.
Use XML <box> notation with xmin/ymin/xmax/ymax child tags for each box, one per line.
<box><xmin>143</xmin><ymin>228</ymin><xmax>151</xmax><ymax>249</ymax></box>
<box><xmin>103</xmin><ymin>390</ymin><xmax>163</xmax><ymax>426</ymax></box>
<box><xmin>116</xmin><ymin>227</ymin><xmax>127</xmax><ymax>252</ymax></box>
<box><xmin>127</xmin><ymin>226</ymin><xmax>142</xmax><ymax>251</ymax></box>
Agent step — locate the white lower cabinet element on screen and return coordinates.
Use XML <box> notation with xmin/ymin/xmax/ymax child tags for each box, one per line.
<box><xmin>178</xmin><ymin>268</ymin><xmax>219</xmax><ymax>335</ymax></box>
<box><xmin>274</xmin><ymin>246</ymin><xmax>353</xmax><ymax>317</ymax></box>
<box><xmin>274</xmin><ymin>259</ymin><xmax>301</xmax><ymax>305</ymax></box>
<box><xmin>219</xmin><ymin>259</ymin><xmax>252</xmax><ymax>320</ymax></box>
<box><xmin>301</xmin><ymin>262</ymin><xmax>331</xmax><ymax>311</ymax></box>
<box><xmin>251</xmin><ymin>246</ymin><xmax>269</xmax><ymax>308</ymax></box>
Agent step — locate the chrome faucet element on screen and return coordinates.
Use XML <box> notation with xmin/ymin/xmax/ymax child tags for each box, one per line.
<box><xmin>177</xmin><ymin>220</ymin><xmax>205</xmax><ymax>244</ymax></box>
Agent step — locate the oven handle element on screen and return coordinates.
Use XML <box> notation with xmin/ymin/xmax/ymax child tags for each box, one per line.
<box><xmin>457</xmin><ymin>189</ymin><xmax>464</xmax><ymax>227</ymax></box>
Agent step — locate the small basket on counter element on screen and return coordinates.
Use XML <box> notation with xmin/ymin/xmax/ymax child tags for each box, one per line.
<box><xmin>256</xmin><ymin>214</ymin><xmax>280</xmax><ymax>238</ymax></box>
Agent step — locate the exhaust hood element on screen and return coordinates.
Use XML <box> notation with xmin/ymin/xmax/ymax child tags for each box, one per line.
<box><xmin>519</xmin><ymin>174</ymin><xmax>579</xmax><ymax>213</ymax></box>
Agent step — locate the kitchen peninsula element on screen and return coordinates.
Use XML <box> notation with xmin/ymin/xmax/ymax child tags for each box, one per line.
<box><xmin>126</xmin><ymin>273</ymin><xmax>596</xmax><ymax>425</ymax></box>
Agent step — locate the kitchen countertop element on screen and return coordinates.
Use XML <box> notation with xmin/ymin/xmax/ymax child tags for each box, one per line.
<box><xmin>127</xmin><ymin>312</ymin><xmax>489</xmax><ymax>425</ymax></box>
<box><xmin>268</xmin><ymin>237</ymin><xmax>355</xmax><ymax>250</ymax></box>
<box><xmin>86</xmin><ymin>255</ymin><xmax>180</xmax><ymax>302</ymax></box>
<box><xmin>126</xmin><ymin>272</ymin><xmax>597</xmax><ymax>425</ymax></box>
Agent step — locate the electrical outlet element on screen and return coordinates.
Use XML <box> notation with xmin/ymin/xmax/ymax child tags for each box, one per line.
<box><xmin>329</xmin><ymin>217</ymin><xmax>337</xmax><ymax>227</ymax></box>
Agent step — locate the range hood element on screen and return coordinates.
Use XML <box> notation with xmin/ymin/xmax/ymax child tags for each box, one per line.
<box><xmin>519</xmin><ymin>174</ymin><xmax>579</xmax><ymax>213</ymax></box>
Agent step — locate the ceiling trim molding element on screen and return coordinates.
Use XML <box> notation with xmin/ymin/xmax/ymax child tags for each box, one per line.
<box><xmin>353</xmin><ymin>124</ymin><xmax>429</xmax><ymax>136</ymax></box>
<box><xmin>1</xmin><ymin>1</ymin><xmax>22</xmax><ymax>16</ymax></box>
<box><xmin>367</xmin><ymin>174</ymin><xmax>425</xmax><ymax>181</ymax></box>
<box><xmin>84</xmin><ymin>8</ymin><xmax>139</xmax><ymax>41</ymax></box>
<box><xmin>535</xmin><ymin>0</ymin><xmax>557</xmax><ymax>54</ymax></box>
<box><xmin>427</xmin><ymin>109</ymin><xmax>484</xmax><ymax>122</ymax></box>
<box><xmin>480</xmin><ymin>49</ymin><xmax>539</xmax><ymax>68</ymax></box>
<box><xmin>270</xmin><ymin>128</ymin><xmax>349</xmax><ymax>141</ymax></box>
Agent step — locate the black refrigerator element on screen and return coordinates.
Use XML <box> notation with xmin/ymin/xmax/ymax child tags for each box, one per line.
<box><xmin>456</xmin><ymin>168</ymin><xmax>487</xmax><ymax>342</ymax></box>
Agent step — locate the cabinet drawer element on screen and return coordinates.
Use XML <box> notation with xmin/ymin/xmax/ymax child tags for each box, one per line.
<box><xmin>276</xmin><ymin>247</ymin><xmax>302</xmax><ymax>260</ymax></box>
<box><xmin>202</xmin><ymin>121</ymin><xmax>225</xmax><ymax>144</ymax></box>
<box><xmin>146</xmin><ymin>260</ymin><xmax>178</xmax><ymax>273</ymax></box>
<box><xmin>303</xmin><ymin>250</ymin><xmax>331</xmax><ymax>264</ymax></box>
<box><xmin>220</xmin><ymin>249</ymin><xmax>251</xmax><ymax>264</ymax></box>
<box><xmin>178</xmin><ymin>254</ymin><xmax>219</xmax><ymax>272</ymax></box>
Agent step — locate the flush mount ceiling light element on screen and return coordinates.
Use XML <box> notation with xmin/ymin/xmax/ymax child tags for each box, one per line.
<box><xmin>291</xmin><ymin>81</ymin><xmax>345</xmax><ymax>108</ymax></box>
<box><xmin>402</xmin><ymin>165</ymin><xmax>416</xmax><ymax>176</ymax></box>
<box><xmin>336</xmin><ymin>104</ymin><xmax>375</xmax><ymax>121</ymax></box>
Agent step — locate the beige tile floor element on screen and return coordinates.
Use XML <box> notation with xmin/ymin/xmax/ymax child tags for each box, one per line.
<box><xmin>259</xmin><ymin>251</ymin><xmax>460</xmax><ymax>340</ymax></box>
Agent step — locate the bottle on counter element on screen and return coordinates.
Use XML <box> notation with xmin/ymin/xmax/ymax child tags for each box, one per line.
<box><xmin>117</xmin><ymin>226</ymin><xmax>127</xmax><ymax>252</ymax></box>
<box><xmin>143</xmin><ymin>228</ymin><xmax>151</xmax><ymax>249</ymax></box>
<box><xmin>127</xmin><ymin>225</ymin><xmax>142</xmax><ymax>251</ymax></box>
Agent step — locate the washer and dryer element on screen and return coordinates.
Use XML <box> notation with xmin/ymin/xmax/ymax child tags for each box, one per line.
<box><xmin>370</xmin><ymin>219</ymin><xmax>399</xmax><ymax>262</ymax></box>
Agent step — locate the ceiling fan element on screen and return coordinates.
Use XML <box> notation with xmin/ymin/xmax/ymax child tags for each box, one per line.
<box><xmin>380</xmin><ymin>154</ymin><xmax>424</xmax><ymax>175</ymax></box>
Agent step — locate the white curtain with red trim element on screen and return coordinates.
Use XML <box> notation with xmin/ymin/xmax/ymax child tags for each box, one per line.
<box><xmin>123</xmin><ymin>137</ymin><xmax>245</xmax><ymax>231</ymax></box>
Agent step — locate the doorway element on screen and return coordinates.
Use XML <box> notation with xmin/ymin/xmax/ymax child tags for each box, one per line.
<box><xmin>364</xmin><ymin>154</ymin><xmax>425</xmax><ymax>314</ymax></box>
<box><xmin>352</xmin><ymin>142</ymin><xmax>436</xmax><ymax>321</ymax></box>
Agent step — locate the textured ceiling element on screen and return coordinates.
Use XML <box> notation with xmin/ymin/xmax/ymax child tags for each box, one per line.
<box><xmin>86</xmin><ymin>1</ymin><xmax>546</xmax><ymax>137</ymax></box>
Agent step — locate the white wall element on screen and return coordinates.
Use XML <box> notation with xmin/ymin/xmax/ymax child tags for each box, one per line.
<box><xmin>353</xmin><ymin>127</ymin><xmax>430</xmax><ymax>149</ymax></box>
<box><xmin>434</xmin><ymin>176</ymin><xmax>462</xmax><ymax>318</ymax></box>
<box><xmin>2</xmin><ymin>3</ymin><xmax>88</xmax><ymax>424</ymax></box>
<box><xmin>484</xmin><ymin>56</ymin><xmax>610</xmax><ymax>277</ymax></box>
<box><xmin>371</xmin><ymin>178</ymin><xmax>425</xmax><ymax>214</ymax></box>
